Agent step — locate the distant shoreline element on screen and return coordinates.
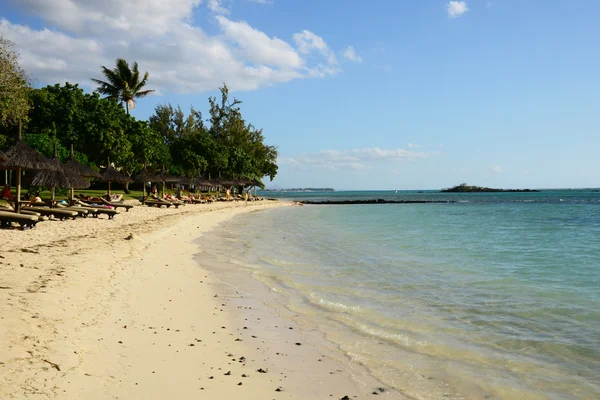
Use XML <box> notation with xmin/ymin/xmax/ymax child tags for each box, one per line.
<box><xmin>441</xmin><ymin>184</ymin><xmax>540</xmax><ymax>193</ymax></box>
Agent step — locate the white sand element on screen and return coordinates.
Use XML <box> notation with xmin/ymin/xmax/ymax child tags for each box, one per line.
<box><xmin>0</xmin><ymin>200</ymin><xmax>399</xmax><ymax>399</ymax></box>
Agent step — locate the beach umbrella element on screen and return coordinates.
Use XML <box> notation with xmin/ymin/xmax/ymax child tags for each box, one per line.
<box><xmin>250</xmin><ymin>178</ymin><xmax>263</xmax><ymax>196</ymax></box>
<box><xmin>176</xmin><ymin>175</ymin><xmax>194</xmax><ymax>197</ymax></box>
<box><xmin>64</xmin><ymin>146</ymin><xmax>101</xmax><ymax>179</ymax></box>
<box><xmin>194</xmin><ymin>174</ymin><xmax>213</xmax><ymax>187</ymax></box>
<box><xmin>29</xmin><ymin>157</ymin><xmax>91</xmax><ymax>204</ymax></box>
<box><xmin>99</xmin><ymin>159</ymin><xmax>132</xmax><ymax>196</ymax></box>
<box><xmin>158</xmin><ymin>170</ymin><xmax>179</xmax><ymax>197</ymax></box>
<box><xmin>63</xmin><ymin>145</ymin><xmax>101</xmax><ymax>204</ymax></box>
<box><xmin>0</xmin><ymin>123</ymin><xmax>60</xmax><ymax>213</ymax></box>
<box><xmin>133</xmin><ymin>167</ymin><xmax>161</xmax><ymax>201</ymax></box>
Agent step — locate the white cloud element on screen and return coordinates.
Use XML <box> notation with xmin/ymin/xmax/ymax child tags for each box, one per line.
<box><xmin>293</xmin><ymin>30</ymin><xmax>337</xmax><ymax>65</ymax></box>
<box><xmin>208</xmin><ymin>0</ymin><xmax>230</xmax><ymax>15</ymax></box>
<box><xmin>281</xmin><ymin>147</ymin><xmax>437</xmax><ymax>170</ymax></box>
<box><xmin>0</xmin><ymin>1</ymin><xmax>341</xmax><ymax>94</ymax></box>
<box><xmin>447</xmin><ymin>1</ymin><xmax>469</xmax><ymax>18</ymax></box>
<box><xmin>6</xmin><ymin>0</ymin><xmax>203</xmax><ymax>36</ymax></box>
<box><xmin>407</xmin><ymin>143</ymin><xmax>420</xmax><ymax>148</ymax></box>
<box><xmin>490</xmin><ymin>166</ymin><xmax>506</xmax><ymax>174</ymax></box>
<box><xmin>216</xmin><ymin>16</ymin><xmax>303</xmax><ymax>68</ymax></box>
<box><xmin>342</xmin><ymin>46</ymin><xmax>362</xmax><ymax>63</ymax></box>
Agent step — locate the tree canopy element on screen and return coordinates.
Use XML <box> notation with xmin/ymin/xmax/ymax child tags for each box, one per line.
<box><xmin>1</xmin><ymin>49</ymin><xmax>277</xmax><ymax>191</ymax></box>
<box><xmin>91</xmin><ymin>58</ymin><xmax>154</xmax><ymax>114</ymax></box>
<box><xmin>0</xmin><ymin>35</ymin><xmax>30</xmax><ymax>127</ymax></box>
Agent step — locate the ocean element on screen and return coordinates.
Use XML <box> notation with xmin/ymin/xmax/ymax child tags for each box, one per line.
<box><xmin>197</xmin><ymin>190</ymin><xmax>600</xmax><ymax>399</ymax></box>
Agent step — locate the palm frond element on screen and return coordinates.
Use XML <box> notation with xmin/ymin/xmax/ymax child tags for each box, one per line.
<box><xmin>134</xmin><ymin>89</ymin><xmax>155</xmax><ymax>98</ymax></box>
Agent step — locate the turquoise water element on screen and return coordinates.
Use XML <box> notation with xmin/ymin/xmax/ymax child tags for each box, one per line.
<box><xmin>201</xmin><ymin>190</ymin><xmax>600</xmax><ymax>399</ymax></box>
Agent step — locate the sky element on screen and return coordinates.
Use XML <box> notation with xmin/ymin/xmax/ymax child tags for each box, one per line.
<box><xmin>1</xmin><ymin>0</ymin><xmax>599</xmax><ymax>190</ymax></box>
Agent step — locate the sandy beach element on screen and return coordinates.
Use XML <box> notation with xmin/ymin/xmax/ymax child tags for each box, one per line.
<box><xmin>0</xmin><ymin>200</ymin><xmax>396</xmax><ymax>399</ymax></box>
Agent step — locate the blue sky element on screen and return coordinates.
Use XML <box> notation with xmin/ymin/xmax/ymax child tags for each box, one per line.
<box><xmin>1</xmin><ymin>0</ymin><xmax>599</xmax><ymax>189</ymax></box>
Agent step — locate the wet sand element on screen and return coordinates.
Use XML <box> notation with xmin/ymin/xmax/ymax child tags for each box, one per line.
<box><xmin>0</xmin><ymin>200</ymin><xmax>399</xmax><ymax>399</ymax></box>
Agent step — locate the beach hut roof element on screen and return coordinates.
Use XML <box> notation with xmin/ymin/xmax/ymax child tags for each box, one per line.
<box><xmin>133</xmin><ymin>168</ymin><xmax>161</xmax><ymax>183</ymax></box>
<box><xmin>28</xmin><ymin>158</ymin><xmax>91</xmax><ymax>189</ymax></box>
<box><xmin>0</xmin><ymin>140</ymin><xmax>60</xmax><ymax>171</ymax></box>
<box><xmin>159</xmin><ymin>171</ymin><xmax>180</xmax><ymax>183</ymax></box>
<box><xmin>194</xmin><ymin>175</ymin><xmax>213</xmax><ymax>186</ymax></box>
<box><xmin>64</xmin><ymin>157</ymin><xmax>102</xmax><ymax>179</ymax></box>
<box><xmin>178</xmin><ymin>175</ymin><xmax>194</xmax><ymax>186</ymax></box>
<box><xmin>232</xmin><ymin>177</ymin><xmax>252</xmax><ymax>186</ymax></box>
<box><xmin>100</xmin><ymin>165</ymin><xmax>132</xmax><ymax>183</ymax></box>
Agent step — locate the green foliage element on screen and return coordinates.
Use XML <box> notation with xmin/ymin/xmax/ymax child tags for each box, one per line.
<box><xmin>0</xmin><ymin>35</ymin><xmax>30</xmax><ymax>127</ymax></box>
<box><xmin>26</xmin><ymin>83</ymin><xmax>133</xmax><ymax>166</ymax></box>
<box><xmin>2</xmin><ymin>81</ymin><xmax>278</xmax><ymax>186</ymax></box>
<box><xmin>91</xmin><ymin>58</ymin><xmax>155</xmax><ymax>114</ymax></box>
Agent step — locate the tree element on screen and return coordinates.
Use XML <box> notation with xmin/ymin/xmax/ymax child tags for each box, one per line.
<box><xmin>91</xmin><ymin>58</ymin><xmax>154</xmax><ymax>114</ymax></box>
<box><xmin>0</xmin><ymin>35</ymin><xmax>30</xmax><ymax>135</ymax></box>
<box><xmin>25</xmin><ymin>83</ymin><xmax>133</xmax><ymax>167</ymax></box>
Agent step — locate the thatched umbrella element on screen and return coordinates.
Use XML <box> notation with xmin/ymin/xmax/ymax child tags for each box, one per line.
<box><xmin>133</xmin><ymin>168</ymin><xmax>161</xmax><ymax>201</ymax></box>
<box><xmin>176</xmin><ymin>175</ymin><xmax>194</xmax><ymax>197</ymax></box>
<box><xmin>0</xmin><ymin>123</ymin><xmax>60</xmax><ymax>213</ymax></box>
<box><xmin>250</xmin><ymin>178</ymin><xmax>263</xmax><ymax>196</ymax></box>
<box><xmin>194</xmin><ymin>174</ymin><xmax>213</xmax><ymax>188</ymax></box>
<box><xmin>158</xmin><ymin>170</ymin><xmax>179</xmax><ymax>198</ymax></box>
<box><xmin>99</xmin><ymin>159</ymin><xmax>132</xmax><ymax>196</ymax></box>
<box><xmin>63</xmin><ymin>145</ymin><xmax>101</xmax><ymax>204</ymax></box>
<box><xmin>29</xmin><ymin>159</ymin><xmax>91</xmax><ymax>204</ymax></box>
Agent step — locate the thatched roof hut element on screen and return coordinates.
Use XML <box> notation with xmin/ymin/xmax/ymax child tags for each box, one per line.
<box><xmin>1</xmin><ymin>140</ymin><xmax>60</xmax><ymax>172</ymax></box>
<box><xmin>100</xmin><ymin>165</ymin><xmax>132</xmax><ymax>184</ymax></box>
<box><xmin>30</xmin><ymin>160</ymin><xmax>90</xmax><ymax>190</ymax></box>
<box><xmin>64</xmin><ymin>158</ymin><xmax>101</xmax><ymax>179</ymax></box>
<box><xmin>1</xmin><ymin>127</ymin><xmax>61</xmax><ymax>212</ymax></box>
<box><xmin>194</xmin><ymin>175</ymin><xmax>213</xmax><ymax>187</ymax></box>
<box><xmin>98</xmin><ymin>163</ymin><xmax>132</xmax><ymax>196</ymax></box>
<box><xmin>159</xmin><ymin>171</ymin><xmax>179</xmax><ymax>183</ymax></box>
<box><xmin>177</xmin><ymin>175</ymin><xmax>194</xmax><ymax>186</ymax></box>
<box><xmin>134</xmin><ymin>169</ymin><xmax>161</xmax><ymax>183</ymax></box>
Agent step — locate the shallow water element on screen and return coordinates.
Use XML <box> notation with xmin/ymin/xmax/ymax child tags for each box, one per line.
<box><xmin>200</xmin><ymin>190</ymin><xmax>600</xmax><ymax>399</ymax></box>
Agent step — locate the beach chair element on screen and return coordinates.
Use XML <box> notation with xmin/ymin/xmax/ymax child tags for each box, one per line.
<box><xmin>72</xmin><ymin>200</ymin><xmax>120</xmax><ymax>219</ymax></box>
<box><xmin>25</xmin><ymin>206</ymin><xmax>78</xmax><ymax>221</ymax></box>
<box><xmin>96</xmin><ymin>197</ymin><xmax>134</xmax><ymax>212</ymax></box>
<box><xmin>145</xmin><ymin>199</ymin><xmax>175</xmax><ymax>208</ymax></box>
<box><xmin>0</xmin><ymin>210</ymin><xmax>41</xmax><ymax>229</ymax></box>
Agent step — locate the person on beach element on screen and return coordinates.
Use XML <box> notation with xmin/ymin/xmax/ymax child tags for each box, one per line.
<box><xmin>244</xmin><ymin>190</ymin><xmax>248</xmax><ymax>206</ymax></box>
<box><xmin>226</xmin><ymin>188</ymin><xmax>231</xmax><ymax>200</ymax></box>
<box><xmin>2</xmin><ymin>185</ymin><xmax>12</xmax><ymax>200</ymax></box>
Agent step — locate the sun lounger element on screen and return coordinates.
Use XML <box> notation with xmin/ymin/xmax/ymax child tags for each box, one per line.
<box><xmin>0</xmin><ymin>210</ymin><xmax>40</xmax><ymax>229</ymax></box>
<box><xmin>25</xmin><ymin>207</ymin><xmax>78</xmax><ymax>221</ymax></box>
<box><xmin>72</xmin><ymin>201</ymin><xmax>119</xmax><ymax>219</ymax></box>
<box><xmin>144</xmin><ymin>199</ymin><xmax>178</xmax><ymax>208</ymax></box>
<box><xmin>96</xmin><ymin>197</ymin><xmax>134</xmax><ymax>212</ymax></box>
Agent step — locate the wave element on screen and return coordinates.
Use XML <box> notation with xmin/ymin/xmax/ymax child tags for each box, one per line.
<box><xmin>309</xmin><ymin>293</ymin><xmax>362</xmax><ymax>313</ymax></box>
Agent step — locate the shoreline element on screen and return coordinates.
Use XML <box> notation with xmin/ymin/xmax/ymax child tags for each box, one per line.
<box><xmin>0</xmin><ymin>201</ymin><xmax>398</xmax><ymax>399</ymax></box>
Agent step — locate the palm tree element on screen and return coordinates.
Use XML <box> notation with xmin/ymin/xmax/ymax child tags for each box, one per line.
<box><xmin>91</xmin><ymin>58</ymin><xmax>154</xmax><ymax>114</ymax></box>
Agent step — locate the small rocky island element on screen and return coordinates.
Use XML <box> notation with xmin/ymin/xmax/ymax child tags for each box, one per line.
<box><xmin>442</xmin><ymin>183</ymin><xmax>539</xmax><ymax>193</ymax></box>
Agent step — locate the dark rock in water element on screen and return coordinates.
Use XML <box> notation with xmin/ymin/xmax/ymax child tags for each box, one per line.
<box><xmin>257</xmin><ymin>368</ymin><xmax>268</xmax><ymax>373</ymax></box>
<box><xmin>224</xmin><ymin>371</ymin><xmax>231</xmax><ymax>375</ymax></box>
<box><xmin>302</xmin><ymin>199</ymin><xmax>456</xmax><ymax>205</ymax></box>
<box><xmin>275</xmin><ymin>387</ymin><xmax>282</xmax><ymax>392</ymax></box>
<box><xmin>376</xmin><ymin>387</ymin><xmax>385</xmax><ymax>393</ymax></box>
<box><xmin>340</xmin><ymin>396</ymin><xmax>351</xmax><ymax>400</ymax></box>
<box><xmin>295</xmin><ymin>342</ymin><xmax>302</xmax><ymax>346</ymax></box>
